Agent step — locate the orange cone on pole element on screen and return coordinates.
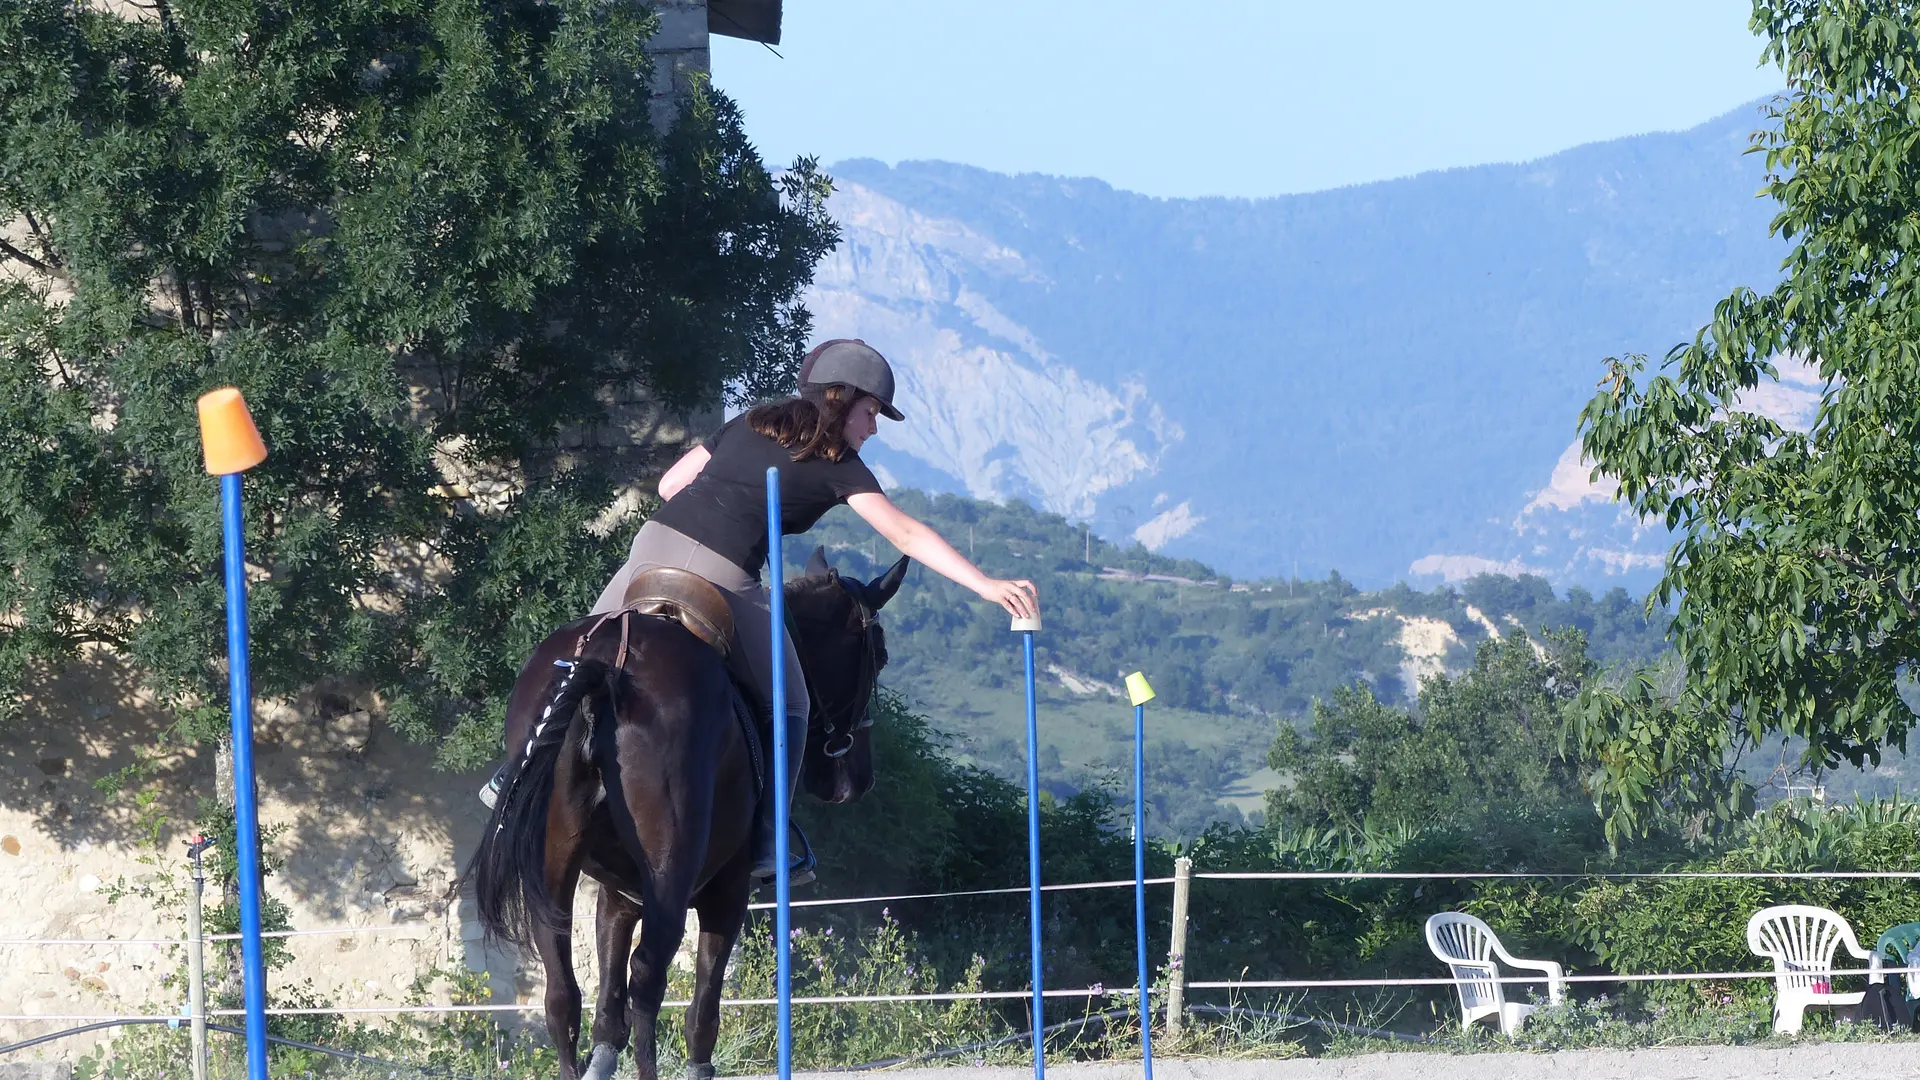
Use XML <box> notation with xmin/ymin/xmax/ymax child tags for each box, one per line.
<box><xmin>196</xmin><ymin>388</ymin><xmax>267</xmax><ymax>475</ymax></box>
<box><xmin>196</xmin><ymin>385</ymin><xmax>272</xmax><ymax>1080</ymax></box>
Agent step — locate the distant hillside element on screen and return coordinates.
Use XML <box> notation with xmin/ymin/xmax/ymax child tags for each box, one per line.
<box><xmin>794</xmin><ymin>489</ymin><xmax>1670</xmax><ymax>838</ymax></box>
<box><xmin>806</xmin><ymin>101</ymin><xmax>1797</xmax><ymax>591</ymax></box>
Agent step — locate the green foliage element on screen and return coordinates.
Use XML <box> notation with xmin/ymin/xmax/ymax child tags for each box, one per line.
<box><xmin>700</xmin><ymin>915</ymin><xmax>998</xmax><ymax>1072</ymax></box>
<box><xmin>1576</xmin><ymin>0</ymin><xmax>1920</xmax><ymax>837</ymax></box>
<box><xmin>1573</xmin><ymin>666</ymin><xmax>1757</xmax><ymax>848</ymax></box>
<box><xmin>0</xmin><ymin>0</ymin><xmax>835</xmax><ymax>764</ymax></box>
<box><xmin>66</xmin><ymin>966</ymin><xmax>554</xmax><ymax>1080</ymax></box>
<box><xmin>1266</xmin><ymin>633</ymin><xmax>1593</xmax><ymax>835</ymax></box>
<box><xmin>806</xmin><ymin>493</ymin><xmax>1667</xmax><ymax>719</ymax></box>
<box><xmin>798</xmin><ymin>690</ymin><xmax>1154</xmax><ymax>996</ymax></box>
<box><xmin>800</xmin><ymin>490</ymin><xmax>1668</xmax><ymax>838</ymax></box>
<box><xmin>1569</xmin><ymin>800</ymin><xmax>1920</xmax><ymax>1006</ymax></box>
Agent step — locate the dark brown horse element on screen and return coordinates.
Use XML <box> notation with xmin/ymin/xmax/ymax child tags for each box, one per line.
<box><xmin>467</xmin><ymin>551</ymin><xmax>905</xmax><ymax>1080</ymax></box>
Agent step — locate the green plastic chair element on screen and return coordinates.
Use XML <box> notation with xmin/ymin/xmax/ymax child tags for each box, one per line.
<box><xmin>1870</xmin><ymin>922</ymin><xmax>1920</xmax><ymax>1000</ymax></box>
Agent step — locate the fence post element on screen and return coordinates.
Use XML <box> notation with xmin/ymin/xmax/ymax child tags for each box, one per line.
<box><xmin>1166</xmin><ymin>856</ymin><xmax>1192</xmax><ymax>1038</ymax></box>
<box><xmin>185</xmin><ymin>834</ymin><xmax>212</xmax><ymax>1080</ymax></box>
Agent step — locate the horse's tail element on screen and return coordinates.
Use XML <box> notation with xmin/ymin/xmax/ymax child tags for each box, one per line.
<box><xmin>465</xmin><ymin>655</ymin><xmax>611</xmax><ymax>951</ymax></box>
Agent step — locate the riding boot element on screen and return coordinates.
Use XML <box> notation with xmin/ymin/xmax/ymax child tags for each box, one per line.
<box><xmin>750</xmin><ymin>803</ymin><xmax>816</xmax><ymax>888</ymax></box>
<box><xmin>751</xmin><ymin>708</ymin><xmax>815</xmax><ymax>887</ymax></box>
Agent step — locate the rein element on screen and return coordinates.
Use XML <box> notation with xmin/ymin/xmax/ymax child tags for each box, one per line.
<box><xmin>805</xmin><ymin>578</ymin><xmax>880</xmax><ymax>760</ymax></box>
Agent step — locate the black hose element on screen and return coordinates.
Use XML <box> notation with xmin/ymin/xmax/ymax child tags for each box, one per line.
<box><xmin>0</xmin><ymin>1018</ymin><xmax>174</xmax><ymax>1056</ymax></box>
<box><xmin>0</xmin><ymin>1017</ymin><xmax>485</xmax><ymax>1080</ymax></box>
<box><xmin>204</xmin><ymin>1023</ymin><xmax>486</xmax><ymax>1080</ymax></box>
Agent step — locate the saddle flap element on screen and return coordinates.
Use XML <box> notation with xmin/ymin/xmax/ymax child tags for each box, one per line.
<box><xmin>622</xmin><ymin>567</ymin><xmax>734</xmax><ymax>658</ymax></box>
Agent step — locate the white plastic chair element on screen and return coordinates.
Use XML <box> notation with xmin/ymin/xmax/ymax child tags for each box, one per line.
<box><xmin>1745</xmin><ymin>904</ymin><xmax>1872</xmax><ymax>1034</ymax></box>
<box><xmin>1424</xmin><ymin>912</ymin><xmax>1566</xmax><ymax>1035</ymax></box>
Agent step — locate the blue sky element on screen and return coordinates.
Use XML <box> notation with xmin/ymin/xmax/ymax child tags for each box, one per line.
<box><xmin>712</xmin><ymin>1</ymin><xmax>1786</xmax><ymax>199</ymax></box>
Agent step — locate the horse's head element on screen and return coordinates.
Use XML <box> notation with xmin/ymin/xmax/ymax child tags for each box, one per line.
<box><xmin>785</xmin><ymin>547</ymin><xmax>908</xmax><ymax>804</ymax></box>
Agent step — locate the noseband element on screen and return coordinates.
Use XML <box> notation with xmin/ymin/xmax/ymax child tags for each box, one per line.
<box><xmin>808</xmin><ymin>579</ymin><xmax>881</xmax><ymax>759</ymax></box>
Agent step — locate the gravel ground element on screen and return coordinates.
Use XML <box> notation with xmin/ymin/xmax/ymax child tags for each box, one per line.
<box><xmin>781</xmin><ymin>1045</ymin><xmax>1920</xmax><ymax>1080</ymax></box>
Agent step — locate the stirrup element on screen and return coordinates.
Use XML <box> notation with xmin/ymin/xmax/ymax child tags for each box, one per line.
<box><xmin>752</xmin><ymin>823</ymin><xmax>816</xmax><ymax>888</ymax></box>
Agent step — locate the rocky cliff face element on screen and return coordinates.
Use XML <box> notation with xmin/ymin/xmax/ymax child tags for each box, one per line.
<box><xmin>807</xmin><ymin>183</ymin><xmax>1181</xmax><ymax>523</ymax></box>
<box><xmin>806</xmin><ymin>101</ymin><xmax>1794</xmax><ymax>590</ymax></box>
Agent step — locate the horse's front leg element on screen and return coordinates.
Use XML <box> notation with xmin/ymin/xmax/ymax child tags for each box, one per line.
<box><xmin>684</xmin><ymin>853</ymin><xmax>754</xmax><ymax>1079</ymax></box>
<box><xmin>582</xmin><ymin>880</ymin><xmax>642</xmax><ymax>1080</ymax></box>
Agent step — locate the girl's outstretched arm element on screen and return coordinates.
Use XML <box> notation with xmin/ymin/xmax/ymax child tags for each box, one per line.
<box><xmin>847</xmin><ymin>492</ymin><xmax>1037</xmax><ymax>620</ymax></box>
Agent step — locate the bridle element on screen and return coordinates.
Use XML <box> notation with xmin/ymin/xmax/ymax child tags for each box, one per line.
<box><xmin>806</xmin><ymin>577</ymin><xmax>882</xmax><ymax>760</ymax></box>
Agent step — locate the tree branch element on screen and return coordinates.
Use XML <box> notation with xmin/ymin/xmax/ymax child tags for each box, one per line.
<box><xmin>20</xmin><ymin>209</ymin><xmax>54</xmax><ymax>251</ymax></box>
<box><xmin>0</xmin><ymin>237</ymin><xmax>54</xmax><ymax>275</ymax></box>
<box><xmin>173</xmin><ymin>267</ymin><xmax>196</xmax><ymax>332</ymax></box>
<box><xmin>1813</xmin><ymin>547</ymin><xmax>1920</xmax><ymax>620</ymax></box>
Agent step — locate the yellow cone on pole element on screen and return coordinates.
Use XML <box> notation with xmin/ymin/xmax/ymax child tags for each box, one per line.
<box><xmin>197</xmin><ymin>388</ymin><xmax>268</xmax><ymax>476</ymax></box>
<box><xmin>1125</xmin><ymin>671</ymin><xmax>1155</xmax><ymax>707</ymax></box>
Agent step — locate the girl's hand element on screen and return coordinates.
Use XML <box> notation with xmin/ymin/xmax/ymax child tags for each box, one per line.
<box><xmin>979</xmin><ymin>578</ymin><xmax>1039</xmax><ymax>620</ymax></box>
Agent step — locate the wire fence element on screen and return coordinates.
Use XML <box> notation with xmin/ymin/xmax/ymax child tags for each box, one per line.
<box><xmin>8</xmin><ymin>866</ymin><xmax>1920</xmax><ymax>1029</ymax></box>
<box><xmin>11</xmin><ymin>866</ymin><xmax>1920</xmax><ymax>949</ymax></box>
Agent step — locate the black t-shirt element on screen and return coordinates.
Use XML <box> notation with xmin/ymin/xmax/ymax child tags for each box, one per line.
<box><xmin>650</xmin><ymin>416</ymin><xmax>884</xmax><ymax>578</ymax></box>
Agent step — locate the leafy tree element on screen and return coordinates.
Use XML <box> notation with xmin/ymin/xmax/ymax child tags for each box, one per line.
<box><xmin>1266</xmin><ymin>632</ymin><xmax>1594</xmax><ymax>837</ymax></box>
<box><xmin>0</xmin><ymin>0</ymin><xmax>836</xmax><ymax>767</ymax></box>
<box><xmin>1575</xmin><ymin>0</ymin><xmax>1920</xmax><ymax>839</ymax></box>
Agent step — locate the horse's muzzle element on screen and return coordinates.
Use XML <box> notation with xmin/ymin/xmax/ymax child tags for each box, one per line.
<box><xmin>825</xmin><ymin>761</ymin><xmax>873</xmax><ymax>805</ymax></box>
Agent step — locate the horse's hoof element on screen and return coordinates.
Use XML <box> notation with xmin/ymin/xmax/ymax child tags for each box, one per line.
<box><xmin>581</xmin><ymin>1042</ymin><xmax>620</xmax><ymax>1080</ymax></box>
<box><xmin>687</xmin><ymin>1063</ymin><xmax>718</xmax><ymax>1080</ymax></box>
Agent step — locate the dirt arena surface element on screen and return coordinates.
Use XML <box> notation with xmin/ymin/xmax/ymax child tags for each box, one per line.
<box><xmin>787</xmin><ymin>1044</ymin><xmax>1920</xmax><ymax>1080</ymax></box>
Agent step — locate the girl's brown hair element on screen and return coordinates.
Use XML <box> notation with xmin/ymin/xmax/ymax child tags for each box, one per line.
<box><xmin>747</xmin><ymin>383</ymin><xmax>866</xmax><ymax>463</ymax></box>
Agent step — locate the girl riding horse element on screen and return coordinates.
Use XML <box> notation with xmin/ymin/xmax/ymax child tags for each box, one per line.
<box><xmin>469</xmin><ymin>339</ymin><xmax>1040</xmax><ymax>1080</ymax></box>
<box><xmin>485</xmin><ymin>338</ymin><xmax>1038</xmax><ymax>882</ymax></box>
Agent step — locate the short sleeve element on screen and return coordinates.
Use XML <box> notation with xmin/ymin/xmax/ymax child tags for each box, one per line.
<box><xmin>830</xmin><ymin>455</ymin><xmax>884</xmax><ymax>501</ymax></box>
<box><xmin>701</xmin><ymin>415</ymin><xmax>742</xmax><ymax>451</ymax></box>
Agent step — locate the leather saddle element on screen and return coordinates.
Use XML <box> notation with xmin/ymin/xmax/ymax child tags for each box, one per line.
<box><xmin>620</xmin><ymin>567</ymin><xmax>734</xmax><ymax>658</ymax></box>
<box><xmin>615</xmin><ymin>567</ymin><xmax>765</xmax><ymax>796</ymax></box>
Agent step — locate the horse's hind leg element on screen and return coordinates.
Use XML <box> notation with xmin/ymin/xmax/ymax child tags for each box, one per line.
<box><xmin>626</xmin><ymin>878</ymin><xmax>696</xmax><ymax>1080</ymax></box>
<box><xmin>536</xmin><ymin>829</ymin><xmax>589</xmax><ymax>1079</ymax></box>
<box><xmin>684</xmin><ymin>854</ymin><xmax>753</xmax><ymax>1079</ymax></box>
<box><xmin>582</xmin><ymin>883</ymin><xmax>642</xmax><ymax>1080</ymax></box>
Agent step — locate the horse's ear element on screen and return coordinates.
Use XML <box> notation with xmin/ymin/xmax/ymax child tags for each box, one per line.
<box><xmin>863</xmin><ymin>555</ymin><xmax>911</xmax><ymax>611</ymax></box>
<box><xmin>805</xmin><ymin>546</ymin><xmax>831</xmax><ymax>578</ymax></box>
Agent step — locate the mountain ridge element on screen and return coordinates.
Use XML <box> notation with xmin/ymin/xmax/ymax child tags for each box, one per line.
<box><xmin>805</xmin><ymin>100</ymin><xmax>1796</xmax><ymax>590</ymax></box>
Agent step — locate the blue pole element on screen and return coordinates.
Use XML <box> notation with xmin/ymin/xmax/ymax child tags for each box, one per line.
<box><xmin>219</xmin><ymin>472</ymin><xmax>270</xmax><ymax>1080</ymax></box>
<box><xmin>765</xmin><ymin>467</ymin><xmax>792</xmax><ymax>1080</ymax></box>
<box><xmin>1133</xmin><ymin>701</ymin><xmax>1154</xmax><ymax>1080</ymax></box>
<box><xmin>1021</xmin><ymin>628</ymin><xmax>1044</xmax><ymax>1080</ymax></box>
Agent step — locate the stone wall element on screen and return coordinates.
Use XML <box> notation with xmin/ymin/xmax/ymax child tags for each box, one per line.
<box><xmin>646</xmin><ymin>0</ymin><xmax>713</xmax><ymax>131</ymax></box>
<box><xmin>0</xmin><ymin>650</ymin><xmax>675</xmax><ymax>1064</ymax></box>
